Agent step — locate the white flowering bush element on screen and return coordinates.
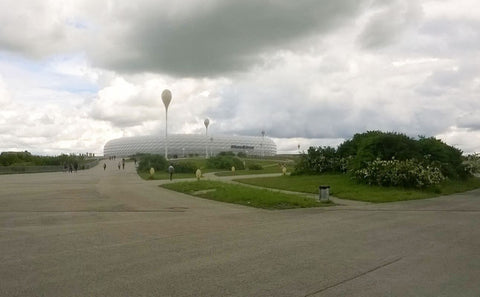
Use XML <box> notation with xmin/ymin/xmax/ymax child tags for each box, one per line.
<box><xmin>464</xmin><ymin>154</ymin><xmax>480</xmax><ymax>175</ymax></box>
<box><xmin>353</xmin><ymin>159</ymin><xmax>445</xmax><ymax>188</ymax></box>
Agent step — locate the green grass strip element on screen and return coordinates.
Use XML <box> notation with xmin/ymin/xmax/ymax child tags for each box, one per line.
<box><xmin>161</xmin><ymin>180</ymin><xmax>329</xmax><ymax>209</ymax></box>
<box><xmin>234</xmin><ymin>174</ymin><xmax>480</xmax><ymax>203</ymax></box>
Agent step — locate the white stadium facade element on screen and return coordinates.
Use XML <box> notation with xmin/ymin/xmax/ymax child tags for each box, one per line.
<box><xmin>103</xmin><ymin>134</ymin><xmax>277</xmax><ymax>158</ymax></box>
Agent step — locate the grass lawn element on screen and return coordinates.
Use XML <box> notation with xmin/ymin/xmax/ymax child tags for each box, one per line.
<box><xmin>161</xmin><ymin>180</ymin><xmax>330</xmax><ymax>209</ymax></box>
<box><xmin>138</xmin><ymin>157</ymin><xmax>294</xmax><ymax>179</ymax></box>
<box><xmin>138</xmin><ymin>171</ymin><xmax>198</xmax><ymax>180</ymax></box>
<box><xmin>215</xmin><ymin>159</ymin><xmax>294</xmax><ymax>176</ymax></box>
<box><xmin>234</xmin><ymin>174</ymin><xmax>480</xmax><ymax>203</ymax></box>
<box><xmin>137</xmin><ymin>157</ymin><xmax>216</xmax><ymax>180</ymax></box>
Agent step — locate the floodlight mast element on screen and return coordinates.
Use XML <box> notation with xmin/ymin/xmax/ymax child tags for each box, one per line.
<box><xmin>204</xmin><ymin>118</ymin><xmax>210</xmax><ymax>158</ymax></box>
<box><xmin>162</xmin><ymin>89</ymin><xmax>172</xmax><ymax>160</ymax></box>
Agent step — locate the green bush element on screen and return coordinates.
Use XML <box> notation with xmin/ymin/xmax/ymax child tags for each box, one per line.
<box><xmin>418</xmin><ymin>136</ymin><xmax>465</xmax><ymax>179</ymax></box>
<box><xmin>353</xmin><ymin>158</ymin><xmax>445</xmax><ymax>188</ymax></box>
<box><xmin>464</xmin><ymin>154</ymin><xmax>480</xmax><ymax>174</ymax></box>
<box><xmin>137</xmin><ymin>154</ymin><xmax>167</xmax><ymax>172</ymax></box>
<box><xmin>297</xmin><ymin>131</ymin><xmax>471</xmax><ymax>181</ymax></box>
<box><xmin>294</xmin><ymin>146</ymin><xmax>347</xmax><ymax>174</ymax></box>
<box><xmin>248</xmin><ymin>163</ymin><xmax>263</xmax><ymax>170</ymax></box>
<box><xmin>338</xmin><ymin>131</ymin><xmax>421</xmax><ymax>171</ymax></box>
<box><xmin>207</xmin><ymin>155</ymin><xmax>245</xmax><ymax>170</ymax></box>
<box><xmin>0</xmin><ymin>151</ymin><xmax>91</xmax><ymax>167</ymax></box>
<box><xmin>218</xmin><ymin>151</ymin><xmax>235</xmax><ymax>157</ymax></box>
<box><xmin>237</xmin><ymin>151</ymin><xmax>247</xmax><ymax>158</ymax></box>
<box><xmin>170</xmin><ymin>161</ymin><xmax>197</xmax><ymax>173</ymax></box>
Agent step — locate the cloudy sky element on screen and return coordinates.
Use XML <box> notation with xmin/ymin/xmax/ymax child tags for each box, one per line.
<box><xmin>0</xmin><ymin>0</ymin><xmax>479</xmax><ymax>155</ymax></box>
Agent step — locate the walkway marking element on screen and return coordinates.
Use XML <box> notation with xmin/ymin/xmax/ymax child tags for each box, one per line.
<box><xmin>304</xmin><ymin>257</ymin><xmax>403</xmax><ymax>297</ymax></box>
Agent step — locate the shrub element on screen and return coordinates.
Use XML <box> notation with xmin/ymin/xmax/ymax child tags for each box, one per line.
<box><xmin>170</xmin><ymin>161</ymin><xmax>197</xmax><ymax>173</ymax></box>
<box><xmin>464</xmin><ymin>154</ymin><xmax>480</xmax><ymax>175</ymax></box>
<box><xmin>294</xmin><ymin>146</ymin><xmax>347</xmax><ymax>174</ymax></box>
<box><xmin>338</xmin><ymin>131</ymin><xmax>421</xmax><ymax>171</ymax></box>
<box><xmin>137</xmin><ymin>154</ymin><xmax>167</xmax><ymax>172</ymax></box>
<box><xmin>207</xmin><ymin>155</ymin><xmax>245</xmax><ymax>170</ymax></box>
<box><xmin>418</xmin><ymin>136</ymin><xmax>465</xmax><ymax>179</ymax></box>
<box><xmin>248</xmin><ymin>163</ymin><xmax>263</xmax><ymax>170</ymax></box>
<box><xmin>353</xmin><ymin>158</ymin><xmax>445</xmax><ymax>188</ymax></box>
<box><xmin>237</xmin><ymin>151</ymin><xmax>247</xmax><ymax>158</ymax></box>
<box><xmin>218</xmin><ymin>151</ymin><xmax>235</xmax><ymax>157</ymax></box>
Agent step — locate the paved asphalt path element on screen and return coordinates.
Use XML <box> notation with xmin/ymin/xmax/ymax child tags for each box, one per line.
<box><xmin>1</xmin><ymin>160</ymin><xmax>480</xmax><ymax>297</ymax></box>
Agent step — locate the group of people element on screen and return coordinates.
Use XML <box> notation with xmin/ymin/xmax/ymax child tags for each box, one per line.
<box><xmin>63</xmin><ymin>162</ymin><xmax>79</xmax><ymax>173</ymax></box>
<box><xmin>103</xmin><ymin>158</ymin><xmax>126</xmax><ymax>171</ymax></box>
<box><xmin>102</xmin><ymin>157</ymin><xmax>176</xmax><ymax>181</ymax></box>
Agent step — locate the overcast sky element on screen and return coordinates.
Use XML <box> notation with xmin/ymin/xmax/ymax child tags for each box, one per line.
<box><xmin>1</xmin><ymin>0</ymin><xmax>479</xmax><ymax>155</ymax></box>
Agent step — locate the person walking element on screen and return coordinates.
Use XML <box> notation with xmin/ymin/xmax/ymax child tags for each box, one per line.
<box><xmin>168</xmin><ymin>164</ymin><xmax>174</xmax><ymax>181</ymax></box>
<box><xmin>122</xmin><ymin>158</ymin><xmax>125</xmax><ymax>170</ymax></box>
<box><xmin>103</xmin><ymin>163</ymin><xmax>106</xmax><ymax>171</ymax></box>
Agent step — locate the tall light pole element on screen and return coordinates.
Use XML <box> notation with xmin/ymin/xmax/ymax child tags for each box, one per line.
<box><xmin>162</xmin><ymin>89</ymin><xmax>172</xmax><ymax>160</ymax></box>
<box><xmin>204</xmin><ymin>118</ymin><xmax>210</xmax><ymax>158</ymax></box>
<box><xmin>210</xmin><ymin>137</ymin><xmax>214</xmax><ymax>157</ymax></box>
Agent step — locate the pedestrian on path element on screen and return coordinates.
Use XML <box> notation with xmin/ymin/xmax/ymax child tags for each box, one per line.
<box><xmin>122</xmin><ymin>158</ymin><xmax>125</xmax><ymax>170</ymax></box>
<box><xmin>103</xmin><ymin>163</ymin><xmax>106</xmax><ymax>171</ymax></box>
<box><xmin>168</xmin><ymin>164</ymin><xmax>174</xmax><ymax>181</ymax></box>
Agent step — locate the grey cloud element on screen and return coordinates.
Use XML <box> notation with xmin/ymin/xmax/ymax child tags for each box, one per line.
<box><xmin>357</xmin><ymin>0</ymin><xmax>422</xmax><ymax>49</ymax></box>
<box><xmin>0</xmin><ymin>1</ymin><xmax>79</xmax><ymax>58</ymax></box>
<box><xmin>457</xmin><ymin>113</ymin><xmax>480</xmax><ymax>131</ymax></box>
<box><xmin>204</xmin><ymin>91</ymin><xmax>459</xmax><ymax>141</ymax></box>
<box><xmin>415</xmin><ymin>62</ymin><xmax>479</xmax><ymax>97</ymax></box>
<box><xmin>90</xmin><ymin>106</ymin><xmax>154</xmax><ymax>128</ymax></box>
<box><xmin>419</xmin><ymin>19</ymin><xmax>480</xmax><ymax>54</ymax></box>
<box><xmin>91</xmin><ymin>0</ymin><xmax>371</xmax><ymax>77</ymax></box>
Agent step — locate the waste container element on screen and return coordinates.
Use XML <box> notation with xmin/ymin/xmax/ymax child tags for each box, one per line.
<box><xmin>319</xmin><ymin>185</ymin><xmax>330</xmax><ymax>202</ymax></box>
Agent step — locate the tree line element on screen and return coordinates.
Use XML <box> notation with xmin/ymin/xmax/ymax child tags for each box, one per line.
<box><xmin>0</xmin><ymin>151</ymin><xmax>92</xmax><ymax>167</ymax></box>
<box><xmin>295</xmin><ymin>131</ymin><xmax>476</xmax><ymax>188</ymax></box>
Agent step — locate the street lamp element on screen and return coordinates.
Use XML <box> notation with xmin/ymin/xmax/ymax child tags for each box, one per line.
<box><xmin>210</xmin><ymin>137</ymin><xmax>214</xmax><ymax>157</ymax></box>
<box><xmin>204</xmin><ymin>118</ymin><xmax>210</xmax><ymax>158</ymax></box>
<box><xmin>162</xmin><ymin>89</ymin><xmax>172</xmax><ymax>159</ymax></box>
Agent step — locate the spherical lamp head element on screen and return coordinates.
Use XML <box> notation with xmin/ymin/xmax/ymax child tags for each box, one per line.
<box><xmin>162</xmin><ymin>89</ymin><xmax>172</xmax><ymax>109</ymax></box>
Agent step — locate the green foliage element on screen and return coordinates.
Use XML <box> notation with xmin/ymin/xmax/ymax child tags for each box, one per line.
<box><xmin>338</xmin><ymin>131</ymin><xmax>420</xmax><ymax>170</ymax></box>
<box><xmin>296</xmin><ymin>131</ymin><xmax>471</xmax><ymax>184</ymax></box>
<box><xmin>464</xmin><ymin>153</ymin><xmax>480</xmax><ymax>174</ymax></box>
<box><xmin>236</xmin><ymin>174</ymin><xmax>480</xmax><ymax>203</ymax></box>
<box><xmin>237</xmin><ymin>151</ymin><xmax>247</xmax><ymax>158</ymax></box>
<box><xmin>0</xmin><ymin>151</ymin><xmax>88</xmax><ymax>167</ymax></box>
<box><xmin>294</xmin><ymin>146</ymin><xmax>348</xmax><ymax>175</ymax></box>
<box><xmin>353</xmin><ymin>159</ymin><xmax>445</xmax><ymax>188</ymax></box>
<box><xmin>137</xmin><ymin>154</ymin><xmax>167</xmax><ymax>172</ymax></box>
<box><xmin>162</xmin><ymin>180</ymin><xmax>323</xmax><ymax>209</ymax></box>
<box><xmin>206</xmin><ymin>155</ymin><xmax>245</xmax><ymax>170</ymax></box>
<box><xmin>218</xmin><ymin>151</ymin><xmax>235</xmax><ymax>157</ymax></box>
<box><xmin>169</xmin><ymin>160</ymin><xmax>197</xmax><ymax>173</ymax></box>
<box><xmin>417</xmin><ymin>136</ymin><xmax>466</xmax><ymax>179</ymax></box>
<box><xmin>248</xmin><ymin>163</ymin><xmax>263</xmax><ymax>170</ymax></box>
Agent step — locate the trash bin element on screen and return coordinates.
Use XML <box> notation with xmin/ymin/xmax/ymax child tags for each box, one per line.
<box><xmin>319</xmin><ymin>185</ymin><xmax>330</xmax><ymax>202</ymax></box>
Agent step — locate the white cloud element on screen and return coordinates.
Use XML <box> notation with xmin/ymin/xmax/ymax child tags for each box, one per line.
<box><xmin>0</xmin><ymin>0</ymin><xmax>479</xmax><ymax>155</ymax></box>
<box><xmin>0</xmin><ymin>76</ymin><xmax>11</xmax><ymax>106</ymax></box>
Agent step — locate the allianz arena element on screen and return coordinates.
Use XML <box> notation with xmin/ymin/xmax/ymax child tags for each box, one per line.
<box><xmin>103</xmin><ymin>134</ymin><xmax>277</xmax><ymax>157</ymax></box>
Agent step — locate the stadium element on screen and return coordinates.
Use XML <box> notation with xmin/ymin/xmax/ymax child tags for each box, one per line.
<box><xmin>103</xmin><ymin>134</ymin><xmax>277</xmax><ymax>158</ymax></box>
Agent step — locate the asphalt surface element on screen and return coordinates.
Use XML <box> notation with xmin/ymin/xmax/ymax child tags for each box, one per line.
<box><xmin>1</xmin><ymin>160</ymin><xmax>480</xmax><ymax>297</ymax></box>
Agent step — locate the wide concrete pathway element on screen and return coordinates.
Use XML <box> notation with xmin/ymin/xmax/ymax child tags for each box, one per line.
<box><xmin>1</xmin><ymin>160</ymin><xmax>480</xmax><ymax>296</ymax></box>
